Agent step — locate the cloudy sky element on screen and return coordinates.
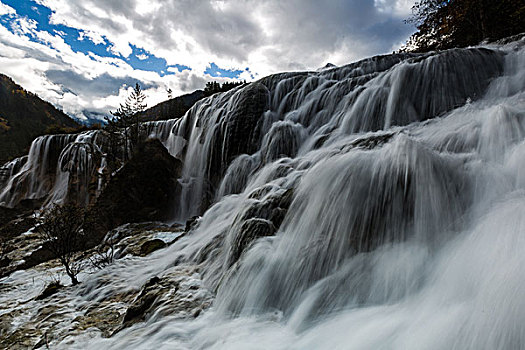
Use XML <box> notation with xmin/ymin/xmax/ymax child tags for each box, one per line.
<box><xmin>0</xmin><ymin>0</ymin><xmax>416</xmax><ymax>123</ymax></box>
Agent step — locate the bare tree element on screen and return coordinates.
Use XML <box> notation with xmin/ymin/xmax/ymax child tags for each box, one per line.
<box><xmin>37</xmin><ymin>204</ymin><xmax>85</xmax><ymax>285</ymax></box>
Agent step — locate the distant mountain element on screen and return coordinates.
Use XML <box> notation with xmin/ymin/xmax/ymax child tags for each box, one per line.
<box><xmin>138</xmin><ymin>90</ymin><xmax>205</xmax><ymax>122</ymax></box>
<box><xmin>0</xmin><ymin>74</ymin><xmax>79</xmax><ymax>164</ymax></box>
<box><xmin>78</xmin><ymin>110</ymin><xmax>109</xmax><ymax>126</ymax></box>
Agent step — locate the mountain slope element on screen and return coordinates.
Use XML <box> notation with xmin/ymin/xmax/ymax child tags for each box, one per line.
<box><xmin>138</xmin><ymin>90</ymin><xmax>205</xmax><ymax>122</ymax></box>
<box><xmin>0</xmin><ymin>74</ymin><xmax>79</xmax><ymax>164</ymax></box>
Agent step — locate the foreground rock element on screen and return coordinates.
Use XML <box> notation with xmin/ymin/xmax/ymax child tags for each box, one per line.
<box><xmin>0</xmin><ymin>222</ymin><xmax>210</xmax><ymax>349</ymax></box>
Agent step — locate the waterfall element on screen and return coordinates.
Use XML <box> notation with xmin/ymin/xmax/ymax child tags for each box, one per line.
<box><xmin>156</xmin><ymin>47</ymin><xmax>504</xmax><ymax>222</ymax></box>
<box><xmin>85</xmin><ymin>39</ymin><xmax>523</xmax><ymax>349</ymax></box>
<box><xmin>0</xmin><ymin>133</ymin><xmax>78</xmax><ymax>207</ymax></box>
<box><xmin>2</xmin><ymin>37</ymin><xmax>525</xmax><ymax>349</ymax></box>
<box><xmin>0</xmin><ymin>120</ymin><xmax>180</xmax><ymax>208</ymax></box>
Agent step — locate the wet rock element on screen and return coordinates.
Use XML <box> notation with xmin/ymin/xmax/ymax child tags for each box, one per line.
<box><xmin>18</xmin><ymin>249</ymin><xmax>53</xmax><ymax>271</ymax></box>
<box><xmin>0</xmin><ymin>201</ymin><xmax>38</xmax><ymax>239</ymax></box>
<box><xmin>36</xmin><ymin>281</ymin><xmax>62</xmax><ymax>300</ymax></box>
<box><xmin>185</xmin><ymin>215</ymin><xmax>200</xmax><ymax>232</ymax></box>
<box><xmin>196</xmin><ymin>232</ymin><xmax>225</xmax><ymax>264</ymax></box>
<box><xmin>121</xmin><ymin>276</ymin><xmax>168</xmax><ymax>328</ymax></box>
<box><xmin>122</xmin><ymin>292</ymin><xmax>157</xmax><ymax>325</ymax></box>
<box><xmin>229</xmin><ymin>218</ymin><xmax>276</xmax><ymax>266</ymax></box>
<box><xmin>19</xmin><ymin>243</ymin><xmax>55</xmax><ymax>270</ymax></box>
<box><xmin>0</xmin><ymin>256</ymin><xmax>10</xmax><ymax>268</ymax></box>
<box><xmin>204</xmin><ymin>83</ymin><xmax>270</xmax><ymax>206</ymax></box>
<box><xmin>214</xmin><ymin>82</ymin><xmax>270</xmax><ymax>166</ymax></box>
<box><xmin>241</xmin><ymin>188</ymin><xmax>294</xmax><ymax>229</ymax></box>
<box><xmin>74</xmin><ymin>308</ymin><xmax>122</xmax><ymax>338</ymax></box>
<box><xmin>100</xmin><ymin>222</ymin><xmax>183</xmax><ymax>258</ymax></box>
<box><xmin>248</xmin><ymin>184</ymin><xmax>278</xmax><ymax>200</ymax></box>
<box><xmin>0</xmin><ymin>230</ymin><xmax>46</xmax><ymax>278</ymax></box>
<box><xmin>221</xmin><ymin>187</ymin><xmax>294</xmax><ymax>268</ymax></box>
<box><xmin>344</xmin><ymin>132</ymin><xmax>396</xmax><ymax>151</ymax></box>
<box><xmin>0</xmin><ymin>215</ymin><xmax>36</xmax><ymax>239</ymax></box>
<box><xmin>139</xmin><ymin>239</ymin><xmax>167</xmax><ymax>256</ymax></box>
<box><xmin>0</xmin><ymin>206</ymin><xmax>21</xmax><ymax>227</ymax></box>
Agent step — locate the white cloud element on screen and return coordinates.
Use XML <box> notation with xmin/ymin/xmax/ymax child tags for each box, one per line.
<box><xmin>0</xmin><ymin>2</ymin><xmax>14</xmax><ymax>16</ymax></box>
<box><xmin>78</xmin><ymin>29</ymin><xmax>106</xmax><ymax>45</ymax></box>
<box><xmin>34</xmin><ymin>0</ymin><xmax>417</xmax><ymax>71</ymax></box>
<box><xmin>374</xmin><ymin>0</ymin><xmax>414</xmax><ymax>17</ymax></box>
<box><xmin>0</xmin><ymin>0</ymin><xmax>417</xmax><ymax>122</ymax></box>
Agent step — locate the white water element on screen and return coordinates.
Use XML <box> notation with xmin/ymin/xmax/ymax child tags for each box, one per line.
<box><xmin>0</xmin><ymin>120</ymin><xmax>178</xmax><ymax>208</ymax></box>
<box><xmin>2</xmin><ymin>38</ymin><xmax>525</xmax><ymax>349</ymax></box>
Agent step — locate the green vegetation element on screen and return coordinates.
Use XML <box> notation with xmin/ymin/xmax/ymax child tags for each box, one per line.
<box><xmin>404</xmin><ymin>0</ymin><xmax>525</xmax><ymax>52</ymax></box>
<box><xmin>0</xmin><ymin>74</ymin><xmax>79</xmax><ymax>164</ymax></box>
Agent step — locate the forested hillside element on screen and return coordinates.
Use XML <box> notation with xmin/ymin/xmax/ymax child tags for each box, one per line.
<box><xmin>137</xmin><ymin>90</ymin><xmax>205</xmax><ymax>122</ymax></box>
<box><xmin>0</xmin><ymin>74</ymin><xmax>79</xmax><ymax>163</ymax></box>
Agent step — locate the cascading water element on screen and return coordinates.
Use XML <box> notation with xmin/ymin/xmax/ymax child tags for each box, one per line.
<box><xmin>0</xmin><ymin>133</ymin><xmax>78</xmax><ymax>207</ymax></box>
<box><xmin>2</xmin><ymin>37</ymin><xmax>525</xmax><ymax>349</ymax></box>
<box><xmin>0</xmin><ymin>119</ymin><xmax>180</xmax><ymax>208</ymax></box>
<box><xmin>68</xmin><ymin>38</ymin><xmax>523</xmax><ymax>349</ymax></box>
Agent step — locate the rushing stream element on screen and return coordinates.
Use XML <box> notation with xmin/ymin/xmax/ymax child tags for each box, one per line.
<box><xmin>1</xmin><ymin>37</ymin><xmax>525</xmax><ymax>349</ymax></box>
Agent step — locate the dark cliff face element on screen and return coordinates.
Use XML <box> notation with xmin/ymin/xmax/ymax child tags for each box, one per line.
<box><xmin>85</xmin><ymin>139</ymin><xmax>182</xmax><ymax>244</ymax></box>
<box><xmin>0</xmin><ymin>74</ymin><xmax>79</xmax><ymax>164</ymax></box>
<box><xmin>208</xmin><ymin>83</ymin><xmax>270</xmax><ymax>182</ymax></box>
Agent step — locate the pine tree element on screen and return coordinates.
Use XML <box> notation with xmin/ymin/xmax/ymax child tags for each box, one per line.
<box><xmin>127</xmin><ymin>83</ymin><xmax>147</xmax><ymax>148</ymax></box>
<box><xmin>105</xmin><ymin>83</ymin><xmax>147</xmax><ymax>162</ymax></box>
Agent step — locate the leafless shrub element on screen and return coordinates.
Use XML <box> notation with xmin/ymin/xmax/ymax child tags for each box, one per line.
<box><xmin>37</xmin><ymin>203</ymin><xmax>85</xmax><ymax>285</ymax></box>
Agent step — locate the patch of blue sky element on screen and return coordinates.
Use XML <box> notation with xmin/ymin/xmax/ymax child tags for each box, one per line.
<box><xmin>170</xmin><ymin>64</ymin><xmax>191</xmax><ymax>72</ymax></box>
<box><xmin>0</xmin><ymin>0</ymin><xmax>114</xmax><ymax>58</ymax></box>
<box><xmin>0</xmin><ymin>0</ymin><xmax>188</xmax><ymax>76</ymax></box>
<box><xmin>126</xmin><ymin>45</ymin><xmax>176</xmax><ymax>76</ymax></box>
<box><xmin>1</xmin><ymin>1</ymin><xmax>250</xmax><ymax>79</ymax></box>
<box><xmin>205</xmin><ymin>62</ymin><xmax>243</xmax><ymax>79</ymax></box>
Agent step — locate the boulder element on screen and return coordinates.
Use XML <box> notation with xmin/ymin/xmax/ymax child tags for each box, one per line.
<box><xmin>139</xmin><ymin>239</ymin><xmax>167</xmax><ymax>256</ymax></box>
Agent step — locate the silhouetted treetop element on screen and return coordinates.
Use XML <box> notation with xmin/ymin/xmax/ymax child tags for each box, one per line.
<box><xmin>203</xmin><ymin>80</ymin><xmax>245</xmax><ymax>97</ymax></box>
<box><xmin>403</xmin><ymin>0</ymin><xmax>525</xmax><ymax>52</ymax></box>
